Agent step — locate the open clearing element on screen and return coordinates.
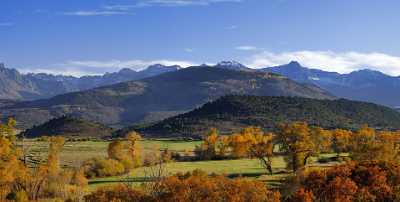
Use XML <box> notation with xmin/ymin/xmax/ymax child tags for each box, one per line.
<box><xmin>22</xmin><ymin>139</ymin><xmax>343</xmax><ymax>190</ymax></box>
<box><xmin>23</xmin><ymin>139</ymin><xmax>202</xmax><ymax>167</ymax></box>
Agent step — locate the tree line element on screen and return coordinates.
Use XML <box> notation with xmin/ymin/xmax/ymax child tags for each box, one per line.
<box><xmin>195</xmin><ymin>122</ymin><xmax>400</xmax><ymax>174</ymax></box>
<box><xmin>2</xmin><ymin>118</ymin><xmax>400</xmax><ymax>201</ymax></box>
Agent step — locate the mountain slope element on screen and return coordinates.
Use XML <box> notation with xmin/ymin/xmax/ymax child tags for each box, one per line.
<box><xmin>1</xmin><ymin>65</ymin><xmax>333</xmax><ymax>129</ymax></box>
<box><xmin>131</xmin><ymin>95</ymin><xmax>400</xmax><ymax>138</ymax></box>
<box><xmin>263</xmin><ymin>61</ymin><xmax>400</xmax><ymax>107</ymax></box>
<box><xmin>0</xmin><ymin>63</ymin><xmax>180</xmax><ymax>100</ymax></box>
<box><xmin>22</xmin><ymin>116</ymin><xmax>114</xmax><ymax>138</ymax></box>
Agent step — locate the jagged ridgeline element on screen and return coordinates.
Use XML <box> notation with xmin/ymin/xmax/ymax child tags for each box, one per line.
<box><xmin>22</xmin><ymin>116</ymin><xmax>114</xmax><ymax>138</ymax></box>
<box><xmin>127</xmin><ymin>95</ymin><xmax>400</xmax><ymax>138</ymax></box>
<box><xmin>1</xmin><ymin>65</ymin><xmax>333</xmax><ymax>129</ymax></box>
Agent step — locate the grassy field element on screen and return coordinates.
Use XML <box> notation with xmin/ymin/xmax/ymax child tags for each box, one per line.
<box><xmin>22</xmin><ymin>139</ymin><xmax>202</xmax><ymax>167</ymax></box>
<box><xmin>22</xmin><ymin>139</ymin><xmax>344</xmax><ymax>190</ymax></box>
<box><xmin>88</xmin><ymin>158</ymin><xmax>287</xmax><ymax>190</ymax></box>
<box><xmin>88</xmin><ymin>154</ymin><xmax>344</xmax><ymax>189</ymax></box>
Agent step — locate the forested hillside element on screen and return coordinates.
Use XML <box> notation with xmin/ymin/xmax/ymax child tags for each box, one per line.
<box><xmin>133</xmin><ymin>95</ymin><xmax>400</xmax><ymax>138</ymax></box>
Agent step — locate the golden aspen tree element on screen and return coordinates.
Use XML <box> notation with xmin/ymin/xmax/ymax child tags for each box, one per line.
<box><xmin>349</xmin><ymin>125</ymin><xmax>379</xmax><ymax>161</ymax></box>
<box><xmin>107</xmin><ymin>140</ymin><xmax>126</xmax><ymax>161</ymax></box>
<box><xmin>331</xmin><ymin>129</ymin><xmax>352</xmax><ymax>157</ymax></box>
<box><xmin>247</xmin><ymin>128</ymin><xmax>275</xmax><ymax>174</ymax></box>
<box><xmin>126</xmin><ymin>132</ymin><xmax>142</xmax><ymax>168</ymax></box>
<box><xmin>217</xmin><ymin>135</ymin><xmax>230</xmax><ymax>157</ymax></box>
<box><xmin>276</xmin><ymin>122</ymin><xmax>315</xmax><ymax>172</ymax></box>
<box><xmin>310</xmin><ymin>126</ymin><xmax>332</xmax><ymax>153</ymax></box>
<box><xmin>196</xmin><ymin>128</ymin><xmax>219</xmax><ymax>160</ymax></box>
<box><xmin>47</xmin><ymin>136</ymin><xmax>65</xmax><ymax>176</ymax></box>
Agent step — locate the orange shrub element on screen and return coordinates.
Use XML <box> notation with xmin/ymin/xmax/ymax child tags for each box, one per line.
<box><xmin>85</xmin><ymin>170</ymin><xmax>280</xmax><ymax>202</ymax></box>
<box><xmin>289</xmin><ymin>161</ymin><xmax>400</xmax><ymax>202</ymax></box>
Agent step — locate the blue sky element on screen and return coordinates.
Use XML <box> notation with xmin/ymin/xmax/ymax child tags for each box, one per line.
<box><xmin>2</xmin><ymin>0</ymin><xmax>400</xmax><ymax>76</ymax></box>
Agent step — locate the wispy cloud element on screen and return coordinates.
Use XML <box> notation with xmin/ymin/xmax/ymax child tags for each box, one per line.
<box><xmin>247</xmin><ymin>50</ymin><xmax>400</xmax><ymax>76</ymax></box>
<box><xmin>135</xmin><ymin>0</ymin><xmax>243</xmax><ymax>7</ymax></box>
<box><xmin>102</xmin><ymin>5</ymin><xmax>141</xmax><ymax>11</ymax></box>
<box><xmin>21</xmin><ymin>59</ymin><xmax>197</xmax><ymax>77</ymax></box>
<box><xmin>235</xmin><ymin>46</ymin><xmax>259</xmax><ymax>51</ymax></box>
<box><xmin>225</xmin><ymin>25</ymin><xmax>238</xmax><ymax>30</ymax></box>
<box><xmin>63</xmin><ymin>0</ymin><xmax>242</xmax><ymax>17</ymax></box>
<box><xmin>184</xmin><ymin>48</ymin><xmax>194</xmax><ymax>53</ymax></box>
<box><xmin>62</xmin><ymin>10</ymin><xmax>130</xmax><ymax>16</ymax></box>
<box><xmin>0</xmin><ymin>22</ymin><xmax>14</xmax><ymax>27</ymax></box>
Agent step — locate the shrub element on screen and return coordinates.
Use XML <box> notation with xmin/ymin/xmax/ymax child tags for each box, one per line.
<box><xmin>83</xmin><ymin>158</ymin><xmax>125</xmax><ymax>178</ymax></box>
<box><xmin>288</xmin><ymin>161</ymin><xmax>400</xmax><ymax>202</ymax></box>
<box><xmin>85</xmin><ymin>170</ymin><xmax>281</xmax><ymax>202</ymax></box>
<box><xmin>84</xmin><ymin>185</ymin><xmax>150</xmax><ymax>202</ymax></box>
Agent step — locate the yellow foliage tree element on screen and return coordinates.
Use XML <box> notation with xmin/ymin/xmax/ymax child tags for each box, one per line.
<box><xmin>276</xmin><ymin>122</ymin><xmax>315</xmax><ymax>172</ymax></box>
<box><xmin>331</xmin><ymin>129</ymin><xmax>352</xmax><ymax>157</ymax></box>
<box><xmin>310</xmin><ymin>126</ymin><xmax>332</xmax><ymax>153</ymax></box>
<box><xmin>350</xmin><ymin>125</ymin><xmax>379</xmax><ymax>161</ymax></box>
<box><xmin>196</xmin><ymin>128</ymin><xmax>219</xmax><ymax>160</ymax></box>
<box><xmin>126</xmin><ymin>132</ymin><xmax>142</xmax><ymax>168</ymax></box>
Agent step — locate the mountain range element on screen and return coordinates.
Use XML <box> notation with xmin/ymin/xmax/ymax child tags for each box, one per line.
<box><xmin>263</xmin><ymin>61</ymin><xmax>400</xmax><ymax>107</ymax></box>
<box><xmin>2</xmin><ymin>61</ymin><xmax>399</xmax><ymax>108</ymax></box>
<box><xmin>0</xmin><ymin>63</ymin><xmax>180</xmax><ymax>100</ymax></box>
<box><xmin>0</xmin><ymin>63</ymin><xmax>333</xmax><ymax>129</ymax></box>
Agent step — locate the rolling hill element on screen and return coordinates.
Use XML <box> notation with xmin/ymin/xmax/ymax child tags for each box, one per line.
<box><xmin>0</xmin><ymin>64</ymin><xmax>333</xmax><ymax>129</ymax></box>
<box><xmin>130</xmin><ymin>95</ymin><xmax>400</xmax><ymax>138</ymax></box>
<box><xmin>21</xmin><ymin>116</ymin><xmax>114</xmax><ymax>138</ymax></box>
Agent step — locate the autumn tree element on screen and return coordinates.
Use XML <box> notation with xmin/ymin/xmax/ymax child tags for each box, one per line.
<box><xmin>126</xmin><ymin>132</ymin><xmax>142</xmax><ymax>168</ymax></box>
<box><xmin>375</xmin><ymin>130</ymin><xmax>400</xmax><ymax>162</ymax></box>
<box><xmin>0</xmin><ymin>118</ymin><xmax>17</xmax><ymax>140</ymax></box>
<box><xmin>86</xmin><ymin>170</ymin><xmax>281</xmax><ymax>202</ymax></box>
<box><xmin>108</xmin><ymin>135</ymin><xmax>143</xmax><ymax>171</ymax></box>
<box><xmin>310</xmin><ymin>126</ymin><xmax>332</xmax><ymax>153</ymax></box>
<box><xmin>290</xmin><ymin>161</ymin><xmax>400</xmax><ymax>202</ymax></box>
<box><xmin>349</xmin><ymin>125</ymin><xmax>378</xmax><ymax>161</ymax></box>
<box><xmin>245</xmin><ymin>127</ymin><xmax>275</xmax><ymax>174</ymax></box>
<box><xmin>217</xmin><ymin>135</ymin><xmax>230</xmax><ymax>158</ymax></box>
<box><xmin>276</xmin><ymin>122</ymin><xmax>315</xmax><ymax>172</ymax></box>
<box><xmin>331</xmin><ymin>129</ymin><xmax>352</xmax><ymax>157</ymax></box>
<box><xmin>229</xmin><ymin>128</ymin><xmax>255</xmax><ymax>159</ymax></box>
<box><xmin>108</xmin><ymin>140</ymin><xmax>126</xmax><ymax>161</ymax></box>
<box><xmin>47</xmin><ymin>136</ymin><xmax>65</xmax><ymax>176</ymax></box>
<box><xmin>195</xmin><ymin>128</ymin><xmax>219</xmax><ymax>160</ymax></box>
<box><xmin>0</xmin><ymin>121</ymin><xmax>27</xmax><ymax>199</ymax></box>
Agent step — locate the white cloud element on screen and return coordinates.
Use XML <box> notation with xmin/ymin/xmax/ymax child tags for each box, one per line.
<box><xmin>247</xmin><ymin>50</ymin><xmax>400</xmax><ymax>76</ymax></box>
<box><xmin>64</xmin><ymin>0</ymin><xmax>242</xmax><ymax>17</ymax></box>
<box><xmin>21</xmin><ymin>59</ymin><xmax>197</xmax><ymax>77</ymax></box>
<box><xmin>184</xmin><ymin>48</ymin><xmax>194</xmax><ymax>53</ymax></box>
<box><xmin>137</xmin><ymin>0</ymin><xmax>242</xmax><ymax>7</ymax></box>
<box><xmin>102</xmin><ymin>5</ymin><xmax>141</xmax><ymax>11</ymax></box>
<box><xmin>225</xmin><ymin>25</ymin><xmax>238</xmax><ymax>30</ymax></box>
<box><xmin>0</xmin><ymin>22</ymin><xmax>14</xmax><ymax>26</ymax></box>
<box><xmin>102</xmin><ymin>0</ymin><xmax>242</xmax><ymax>10</ymax></box>
<box><xmin>62</xmin><ymin>10</ymin><xmax>130</xmax><ymax>16</ymax></box>
<box><xmin>235</xmin><ymin>46</ymin><xmax>258</xmax><ymax>51</ymax></box>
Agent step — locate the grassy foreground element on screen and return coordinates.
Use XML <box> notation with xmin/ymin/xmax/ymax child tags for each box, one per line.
<box><xmin>22</xmin><ymin>139</ymin><xmax>343</xmax><ymax>190</ymax></box>
<box><xmin>88</xmin><ymin>153</ymin><xmax>343</xmax><ymax>189</ymax></box>
<box><xmin>23</xmin><ymin>139</ymin><xmax>201</xmax><ymax>167</ymax></box>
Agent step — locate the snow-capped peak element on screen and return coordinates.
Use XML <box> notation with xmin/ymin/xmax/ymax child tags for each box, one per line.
<box><xmin>215</xmin><ymin>61</ymin><xmax>248</xmax><ymax>70</ymax></box>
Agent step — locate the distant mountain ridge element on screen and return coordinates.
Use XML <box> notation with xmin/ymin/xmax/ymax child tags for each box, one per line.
<box><xmin>3</xmin><ymin>60</ymin><xmax>399</xmax><ymax>108</ymax></box>
<box><xmin>0</xmin><ymin>64</ymin><xmax>333</xmax><ymax>129</ymax></box>
<box><xmin>130</xmin><ymin>95</ymin><xmax>400</xmax><ymax>138</ymax></box>
<box><xmin>262</xmin><ymin>61</ymin><xmax>400</xmax><ymax>107</ymax></box>
<box><xmin>0</xmin><ymin>63</ymin><xmax>181</xmax><ymax>100</ymax></box>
